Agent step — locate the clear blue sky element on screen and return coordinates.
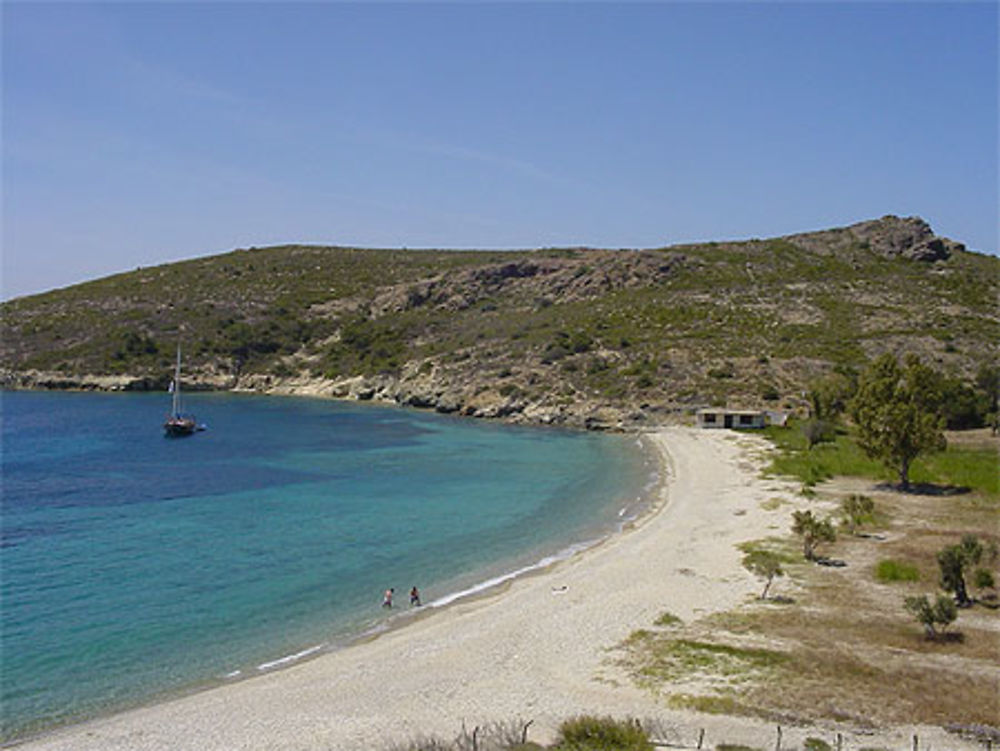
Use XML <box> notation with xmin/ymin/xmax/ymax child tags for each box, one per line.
<box><xmin>3</xmin><ymin>2</ymin><xmax>997</xmax><ymax>300</ymax></box>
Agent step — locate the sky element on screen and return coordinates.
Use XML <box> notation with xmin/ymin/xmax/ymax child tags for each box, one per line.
<box><xmin>2</xmin><ymin>2</ymin><xmax>997</xmax><ymax>300</ymax></box>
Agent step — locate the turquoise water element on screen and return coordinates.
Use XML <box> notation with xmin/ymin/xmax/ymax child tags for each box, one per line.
<box><xmin>0</xmin><ymin>391</ymin><xmax>654</xmax><ymax>741</ymax></box>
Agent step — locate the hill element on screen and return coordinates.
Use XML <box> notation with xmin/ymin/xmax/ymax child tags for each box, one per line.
<box><xmin>2</xmin><ymin>215</ymin><xmax>997</xmax><ymax>429</ymax></box>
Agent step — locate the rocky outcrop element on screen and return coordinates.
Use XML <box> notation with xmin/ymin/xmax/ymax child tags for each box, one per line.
<box><xmin>785</xmin><ymin>215</ymin><xmax>965</xmax><ymax>262</ymax></box>
<box><xmin>1</xmin><ymin>370</ymin><xmax>158</xmax><ymax>391</ymax></box>
<box><xmin>366</xmin><ymin>250</ymin><xmax>686</xmax><ymax>318</ymax></box>
<box><xmin>223</xmin><ymin>364</ymin><xmax>662</xmax><ymax>431</ymax></box>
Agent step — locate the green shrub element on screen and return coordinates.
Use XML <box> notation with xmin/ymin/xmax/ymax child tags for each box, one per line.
<box><xmin>974</xmin><ymin>567</ymin><xmax>996</xmax><ymax>591</ymax></box>
<box><xmin>840</xmin><ymin>493</ymin><xmax>875</xmax><ymax>535</ymax></box>
<box><xmin>804</xmin><ymin>739</ymin><xmax>833</xmax><ymax>751</ymax></box>
<box><xmin>653</xmin><ymin>611</ymin><xmax>682</xmax><ymax>627</ymax></box>
<box><xmin>801</xmin><ymin>419</ymin><xmax>836</xmax><ymax>449</ymax></box>
<box><xmin>904</xmin><ymin>594</ymin><xmax>958</xmax><ymax>639</ymax></box>
<box><xmin>875</xmin><ymin>559</ymin><xmax>920</xmax><ymax>582</ymax></box>
<box><xmin>707</xmin><ymin>362</ymin><xmax>735</xmax><ymax>379</ymax></box>
<box><xmin>554</xmin><ymin>716</ymin><xmax>652</xmax><ymax>750</ymax></box>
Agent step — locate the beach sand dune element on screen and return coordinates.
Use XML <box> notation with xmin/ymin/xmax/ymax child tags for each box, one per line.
<box><xmin>14</xmin><ymin>428</ymin><xmax>974</xmax><ymax>751</ymax></box>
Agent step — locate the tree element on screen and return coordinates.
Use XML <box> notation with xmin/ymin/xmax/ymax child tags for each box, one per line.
<box><xmin>976</xmin><ymin>364</ymin><xmax>1000</xmax><ymax>433</ymax></box>
<box><xmin>791</xmin><ymin>510</ymin><xmax>836</xmax><ymax>561</ymax></box>
<box><xmin>938</xmin><ymin>535</ymin><xmax>983</xmax><ymax>607</ymax></box>
<box><xmin>808</xmin><ymin>371</ymin><xmax>856</xmax><ymax>421</ymax></box>
<box><xmin>939</xmin><ymin>377</ymin><xmax>990</xmax><ymax>430</ymax></box>
<box><xmin>975</xmin><ymin>364</ymin><xmax>1000</xmax><ymax>414</ymax></box>
<box><xmin>742</xmin><ymin>550</ymin><xmax>785</xmax><ymax>599</ymax></box>
<box><xmin>849</xmin><ymin>354</ymin><xmax>946</xmax><ymax>490</ymax></box>
<box><xmin>904</xmin><ymin>594</ymin><xmax>958</xmax><ymax>640</ymax></box>
<box><xmin>800</xmin><ymin>419</ymin><xmax>835</xmax><ymax>450</ymax></box>
<box><xmin>840</xmin><ymin>494</ymin><xmax>875</xmax><ymax>535</ymax></box>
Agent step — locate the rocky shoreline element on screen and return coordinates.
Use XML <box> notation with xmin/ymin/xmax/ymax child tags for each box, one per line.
<box><xmin>0</xmin><ymin>368</ymin><xmax>682</xmax><ymax>432</ymax></box>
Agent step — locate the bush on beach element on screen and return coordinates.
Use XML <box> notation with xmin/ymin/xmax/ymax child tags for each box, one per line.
<box><xmin>385</xmin><ymin>716</ymin><xmax>654</xmax><ymax>750</ymax></box>
<box><xmin>554</xmin><ymin>716</ymin><xmax>653</xmax><ymax>751</ymax></box>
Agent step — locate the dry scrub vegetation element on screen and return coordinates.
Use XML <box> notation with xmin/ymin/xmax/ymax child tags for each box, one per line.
<box><xmin>618</xmin><ymin>436</ymin><xmax>999</xmax><ymax>730</ymax></box>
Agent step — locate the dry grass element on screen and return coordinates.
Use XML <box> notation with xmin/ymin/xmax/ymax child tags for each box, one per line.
<box><xmin>944</xmin><ymin>428</ymin><xmax>998</xmax><ymax>451</ymax></box>
<box><xmin>618</xmin><ymin>477</ymin><xmax>1000</xmax><ymax>728</ymax></box>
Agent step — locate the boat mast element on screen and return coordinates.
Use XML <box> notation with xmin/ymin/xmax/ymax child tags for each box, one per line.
<box><xmin>172</xmin><ymin>343</ymin><xmax>182</xmax><ymax>417</ymax></box>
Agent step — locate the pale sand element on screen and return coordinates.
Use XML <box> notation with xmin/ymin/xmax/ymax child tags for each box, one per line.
<box><xmin>13</xmin><ymin>428</ymin><xmax>975</xmax><ymax>751</ymax></box>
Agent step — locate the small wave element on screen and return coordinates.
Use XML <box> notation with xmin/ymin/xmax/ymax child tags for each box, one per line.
<box><xmin>256</xmin><ymin>644</ymin><xmax>324</xmax><ymax>672</ymax></box>
<box><xmin>426</xmin><ymin>538</ymin><xmax>602</xmax><ymax>609</ymax></box>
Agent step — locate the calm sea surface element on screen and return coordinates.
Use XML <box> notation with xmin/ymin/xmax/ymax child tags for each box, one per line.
<box><xmin>0</xmin><ymin>391</ymin><xmax>655</xmax><ymax>741</ymax></box>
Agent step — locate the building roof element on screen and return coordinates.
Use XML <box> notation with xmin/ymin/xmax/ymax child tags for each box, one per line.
<box><xmin>695</xmin><ymin>408</ymin><xmax>766</xmax><ymax>416</ymax></box>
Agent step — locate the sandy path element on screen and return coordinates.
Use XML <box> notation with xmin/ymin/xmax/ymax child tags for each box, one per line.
<box><xmin>12</xmin><ymin>428</ymin><xmax>972</xmax><ymax>751</ymax></box>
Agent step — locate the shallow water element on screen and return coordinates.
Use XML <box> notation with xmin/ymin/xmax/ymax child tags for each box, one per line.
<box><xmin>0</xmin><ymin>391</ymin><xmax>655</xmax><ymax>740</ymax></box>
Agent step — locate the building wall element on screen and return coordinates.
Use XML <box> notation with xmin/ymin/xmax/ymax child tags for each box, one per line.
<box><xmin>696</xmin><ymin>411</ymin><xmax>766</xmax><ymax>429</ymax></box>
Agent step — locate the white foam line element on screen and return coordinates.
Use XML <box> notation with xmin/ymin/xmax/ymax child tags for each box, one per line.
<box><xmin>257</xmin><ymin>644</ymin><xmax>324</xmax><ymax>672</ymax></box>
<box><xmin>426</xmin><ymin>538</ymin><xmax>602</xmax><ymax>610</ymax></box>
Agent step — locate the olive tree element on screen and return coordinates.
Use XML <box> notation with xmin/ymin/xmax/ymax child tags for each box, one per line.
<box><xmin>742</xmin><ymin>550</ymin><xmax>785</xmax><ymax>599</ymax></box>
<box><xmin>938</xmin><ymin>535</ymin><xmax>983</xmax><ymax>607</ymax></box>
<box><xmin>791</xmin><ymin>510</ymin><xmax>836</xmax><ymax>561</ymax></box>
<box><xmin>904</xmin><ymin>594</ymin><xmax>958</xmax><ymax>640</ymax></box>
<box><xmin>840</xmin><ymin>494</ymin><xmax>875</xmax><ymax>536</ymax></box>
<box><xmin>849</xmin><ymin>354</ymin><xmax>945</xmax><ymax>490</ymax></box>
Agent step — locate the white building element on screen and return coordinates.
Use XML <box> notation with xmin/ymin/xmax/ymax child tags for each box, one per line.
<box><xmin>695</xmin><ymin>408</ymin><xmax>768</xmax><ymax>429</ymax></box>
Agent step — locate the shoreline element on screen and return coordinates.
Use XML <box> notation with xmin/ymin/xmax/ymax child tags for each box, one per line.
<box><xmin>9</xmin><ymin>428</ymin><xmax>977</xmax><ymax>751</ymax></box>
<box><xmin>0</xmin><ymin>372</ymin><xmax>683</xmax><ymax>432</ymax></box>
<box><xmin>3</xmin><ymin>416</ymin><xmax>661</xmax><ymax>746</ymax></box>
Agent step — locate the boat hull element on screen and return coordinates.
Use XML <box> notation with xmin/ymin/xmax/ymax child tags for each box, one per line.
<box><xmin>164</xmin><ymin>417</ymin><xmax>197</xmax><ymax>437</ymax></box>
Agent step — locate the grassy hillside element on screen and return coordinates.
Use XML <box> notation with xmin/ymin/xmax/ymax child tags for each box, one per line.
<box><xmin>2</xmin><ymin>215</ymin><xmax>997</xmax><ymax>428</ymax></box>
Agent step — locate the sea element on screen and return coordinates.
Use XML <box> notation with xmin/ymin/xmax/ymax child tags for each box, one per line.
<box><xmin>0</xmin><ymin>390</ymin><xmax>657</xmax><ymax>742</ymax></box>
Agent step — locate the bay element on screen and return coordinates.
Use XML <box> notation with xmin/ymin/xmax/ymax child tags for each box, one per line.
<box><xmin>0</xmin><ymin>391</ymin><xmax>654</xmax><ymax>741</ymax></box>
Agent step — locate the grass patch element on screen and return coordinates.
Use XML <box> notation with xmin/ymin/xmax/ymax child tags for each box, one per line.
<box><xmin>630</xmin><ymin>638</ymin><xmax>788</xmax><ymax>686</ymax></box>
<box><xmin>653</xmin><ymin>611</ymin><xmax>683</xmax><ymax>627</ymax></box>
<box><xmin>759</xmin><ymin>497</ymin><xmax>787</xmax><ymax>511</ymax></box>
<box><xmin>764</xmin><ymin>424</ymin><xmax>998</xmax><ymax>499</ymax></box>
<box><xmin>664</xmin><ymin>693</ymin><xmax>756</xmax><ymax>717</ymax></box>
<box><xmin>762</xmin><ymin>425</ymin><xmax>885</xmax><ymax>486</ymax></box>
<box><xmin>737</xmin><ymin>538</ymin><xmax>800</xmax><ymax>565</ymax></box>
<box><xmin>910</xmin><ymin>447</ymin><xmax>999</xmax><ymax>498</ymax></box>
<box><xmin>874</xmin><ymin>559</ymin><xmax>920</xmax><ymax>583</ymax></box>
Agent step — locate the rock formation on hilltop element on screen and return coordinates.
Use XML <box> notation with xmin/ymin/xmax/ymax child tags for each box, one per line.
<box><xmin>784</xmin><ymin>215</ymin><xmax>965</xmax><ymax>262</ymax></box>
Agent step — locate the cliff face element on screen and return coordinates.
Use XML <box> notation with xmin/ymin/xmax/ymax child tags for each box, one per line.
<box><xmin>2</xmin><ymin>216</ymin><xmax>997</xmax><ymax>429</ymax></box>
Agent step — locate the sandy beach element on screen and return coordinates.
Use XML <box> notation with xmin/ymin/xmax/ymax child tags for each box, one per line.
<box><xmin>12</xmin><ymin>427</ymin><xmax>974</xmax><ymax>751</ymax></box>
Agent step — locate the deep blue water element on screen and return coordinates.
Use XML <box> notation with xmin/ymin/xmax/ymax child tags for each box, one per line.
<box><xmin>0</xmin><ymin>391</ymin><xmax>654</xmax><ymax>741</ymax></box>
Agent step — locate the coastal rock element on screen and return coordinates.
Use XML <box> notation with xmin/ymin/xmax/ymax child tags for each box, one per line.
<box><xmin>2</xmin><ymin>370</ymin><xmax>170</xmax><ymax>392</ymax></box>
<box><xmin>461</xmin><ymin>389</ymin><xmax>523</xmax><ymax>419</ymax></box>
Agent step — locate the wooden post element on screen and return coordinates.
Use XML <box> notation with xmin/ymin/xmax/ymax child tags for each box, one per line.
<box><xmin>836</xmin><ymin>732</ymin><xmax>843</xmax><ymax>751</ymax></box>
<box><xmin>697</xmin><ymin>728</ymin><xmax>705</xmax><ymax>749</ymax></box>
<box><xmin>521</xmin><ymin>720</ymin><xmax>533</xmax><ymax>744</ymax></box>
<box><xmin>913</xmin><ymin>734</ymin><xmax>918</xmax><ymax>751</ymax></box>
<box><xmin>776</xmin><ymin>725</ymin><xmax>782</xmax><ymax>751</ymax></box>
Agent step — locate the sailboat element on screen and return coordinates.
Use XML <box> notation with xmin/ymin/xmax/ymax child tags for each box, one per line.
<box><xmin>164</xmin><ymin>344</ymin><xmax>201</xmax><ymax>437</ymax></box>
